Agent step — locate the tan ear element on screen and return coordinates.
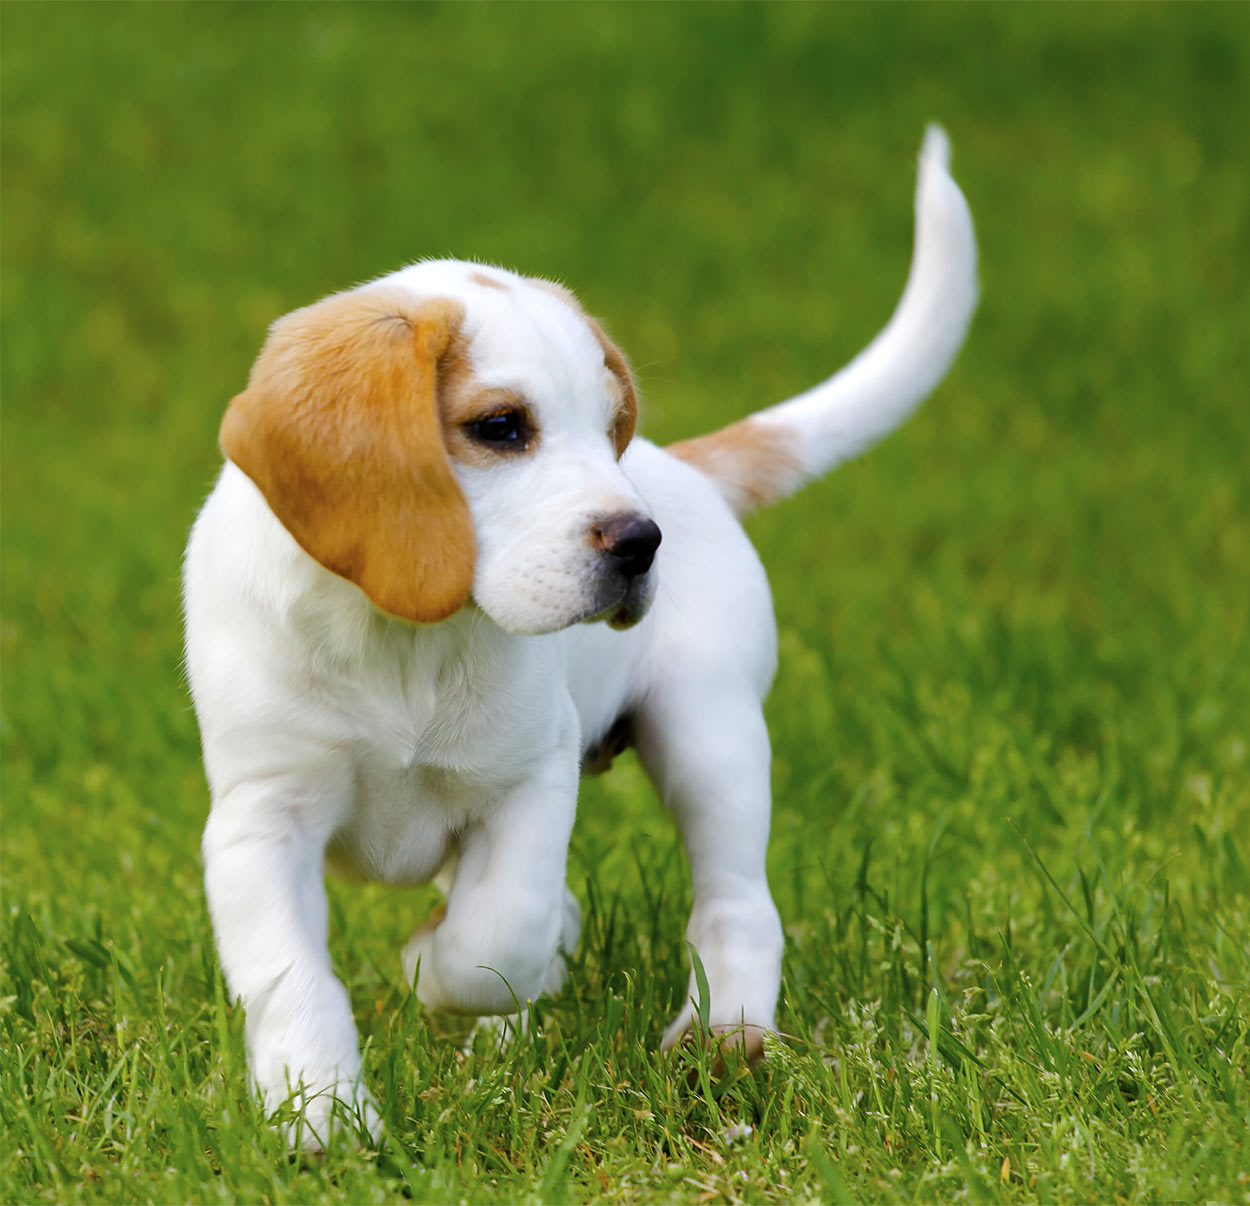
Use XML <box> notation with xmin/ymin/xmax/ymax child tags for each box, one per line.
<box><xmin>220</xmin><ymin>289</ymin><xmax>475</xmax><ymax>623</ymax></box>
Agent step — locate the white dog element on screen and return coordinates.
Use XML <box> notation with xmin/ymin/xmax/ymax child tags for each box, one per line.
<box><xmin>183</xmin><ymin>126</ymin><xmax>977</xmax><ymax>1148</ymax></box>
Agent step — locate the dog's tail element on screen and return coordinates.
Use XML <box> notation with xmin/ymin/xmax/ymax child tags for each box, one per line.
<box><xmin>667</xmin><ymin>125</ymin><xmax>978</xmax><ymax>519</ymax></box>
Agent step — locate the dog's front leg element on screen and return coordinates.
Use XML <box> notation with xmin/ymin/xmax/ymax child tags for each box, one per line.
<box><xmin>637</xmin><ymin>689</ymin><xmax>784</xmax><ymax>1059</ymax></box>
<box><xmin>201</xmin><ymin>771</ymin><xmax>379</xmax><ymax>1151</ymax></box>
<box><xmin>402</xmin><ymin>729</ymin><xmax>579</xmax><ymax>1017</ymax></box>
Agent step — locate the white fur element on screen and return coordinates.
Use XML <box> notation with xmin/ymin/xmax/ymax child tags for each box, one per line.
<box><xmin>752</xmin><ymin>126</ymin><xmax>978</xmax><ymax>491</ymax></box>
<box><xmin>183</xmin><ymin>126</ymin><xmax>977</xmax><ymax>1149</ymax></box>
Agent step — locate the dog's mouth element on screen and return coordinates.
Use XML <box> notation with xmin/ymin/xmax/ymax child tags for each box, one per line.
<box><xmin>576</xmin><ymin>574</ymin><xmax>654</xmax><ymax>631</ymax></box>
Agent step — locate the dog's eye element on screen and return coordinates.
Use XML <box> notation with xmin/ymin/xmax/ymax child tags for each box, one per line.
<box><xmin>467</xmin><ymin>410</ymin><xmax>530</xmax><ymax>449</ymax></box>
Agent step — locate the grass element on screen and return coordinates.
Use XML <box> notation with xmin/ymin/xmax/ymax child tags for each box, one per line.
<box><xmin>3</xmin><ymin>2</ymin><xmax>1248</xmax><ymax>1202</ymax></box>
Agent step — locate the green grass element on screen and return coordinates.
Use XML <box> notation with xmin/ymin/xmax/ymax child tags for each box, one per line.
<box><xmin>3</xmin><ymin>2</ymin><xmax>1248</xmax><ymax>1202</ymax></box>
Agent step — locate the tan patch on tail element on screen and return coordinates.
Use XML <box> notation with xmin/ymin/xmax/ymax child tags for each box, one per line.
<box><xmin>667</xmin><ymin>418</ymin><xmax>802</xmax><ymax>518</ymax></box>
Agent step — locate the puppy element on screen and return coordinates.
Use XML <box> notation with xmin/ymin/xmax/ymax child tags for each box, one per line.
<box><xmin>183</xmin><ymin>126</ymin><xmax>977</xmax><ymax>1148</ymax></box>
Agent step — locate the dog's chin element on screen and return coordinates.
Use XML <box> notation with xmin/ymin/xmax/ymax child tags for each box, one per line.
<box><xmin>603</xmin><ymin>598</ymin><xmax>649</xmax><ymax>631</ymax></box>
<box><xmin>580</xmin><ymin>576</ymin><xmax>654</xmax><ymax>632</ymax></box>
<box><xmin>473</xmin><ymin>574</ymin><xmax>655</xmax><ymax>637</ymax></box>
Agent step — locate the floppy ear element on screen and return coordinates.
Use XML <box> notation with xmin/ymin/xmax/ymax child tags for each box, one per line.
<box><xmin>220</xmin><ymin>289</ymin><xmax>475</xmax><ymax>623</ymax></box>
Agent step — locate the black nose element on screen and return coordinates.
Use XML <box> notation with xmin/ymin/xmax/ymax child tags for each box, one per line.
<box><xmin>595</xmin><ymin>514</ymin><xmax>662</xmax><ymax>579</ymax></box>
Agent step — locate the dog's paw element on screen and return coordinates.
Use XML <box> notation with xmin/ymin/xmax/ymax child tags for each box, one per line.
<box><xmin>403</xmin><ymin>889</ymin><xmax>579</xmax><ymax>1002</ymax></box>
<box><xmin>401</xmin><ymin>902</ymin><xmax>447</xmax><ymax>990</ymax></box>
<box><xmin>462</xmin><ymin>1008</ymin><xmax>527</xmax><ymax>1054</ymax></box>
<box><xmin>270</xmin><ymin>1080</ymin><xmax>382</xmax><ymax>1154</ymax></box>
<box><xmin>661</xmin><ymin>1005</ymin><xmax>771</xmax><ymax>1066</ymax></box>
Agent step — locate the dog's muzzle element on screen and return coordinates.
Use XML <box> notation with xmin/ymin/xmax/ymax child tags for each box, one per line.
<box><xmin>583</xmin><ymin>512</ymin><xmax>662</xmax><ymax>630</ymax></box>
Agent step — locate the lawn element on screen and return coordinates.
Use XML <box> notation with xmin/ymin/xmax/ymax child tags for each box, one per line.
<box><xmin>2</xmin><ymin>3</ymin><xmax>1248</xmax><ymax>1202</ymax></box>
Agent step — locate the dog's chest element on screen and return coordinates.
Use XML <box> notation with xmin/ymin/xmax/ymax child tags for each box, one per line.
<box><xmin>326</xmin><ymin>762</ymin><xmax>479</xmax><ymax>885</ymax></box>
<box><xmin>321</xmin><ymin>621</ymin><xmax>566</xmax><ymax>885</ymax></box>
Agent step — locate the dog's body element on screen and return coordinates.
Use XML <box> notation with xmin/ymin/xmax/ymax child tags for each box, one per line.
<box><xmin>184</xmin><ymin>127</ymin><xmax>977</xmax><ymax>1147</ymax></box>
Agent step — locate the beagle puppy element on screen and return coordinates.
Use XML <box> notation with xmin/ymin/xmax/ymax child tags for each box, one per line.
<box><xmin>183</xmin><ymin>127</ymin><xmax>977</xmax><ymax>1148</ymax></box>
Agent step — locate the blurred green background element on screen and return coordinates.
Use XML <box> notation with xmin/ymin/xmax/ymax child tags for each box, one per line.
<box><xmin>3</xmin><ymin>3</ymin><xmax>1248</xmax><ymax>1201</ymax></box>
<box><xmin>4</xmin><ymin>0</ymin><xmax>1246</xmax><ymax>919</ymax></box>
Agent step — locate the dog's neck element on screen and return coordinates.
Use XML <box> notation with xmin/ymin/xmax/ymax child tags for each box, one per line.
<box><xmin>227</xmin><ymin>462</ymin><xmax>520</xmax><ymax>679</ymax></box>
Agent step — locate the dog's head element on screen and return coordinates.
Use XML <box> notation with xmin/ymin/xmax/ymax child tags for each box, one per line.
<box><xmin>219</xmin><ymin>262</ymin><xmax>660</xmax><ymax>635</ymax></box>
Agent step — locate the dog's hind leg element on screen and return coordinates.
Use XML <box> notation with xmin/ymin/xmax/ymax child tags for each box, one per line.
<box><xmin>633</xmin><ymin>681</ymin><xmax>784</xmax><ymax>1059</ymax></box>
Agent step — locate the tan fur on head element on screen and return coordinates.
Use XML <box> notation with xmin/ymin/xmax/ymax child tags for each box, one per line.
<box><xmin>590</xmin><ymin>313</ymin><xmax>638</xmax><ymax>458</ymax></box>
<box><xmin>526</xmin><ymin>277</ymin><xmax>638</xmax><ymax>457</ymax></box>
<box><xmin>219</xmin><ymin>289</ymin><xmax>475</xmax><ymax>624</ymax></box>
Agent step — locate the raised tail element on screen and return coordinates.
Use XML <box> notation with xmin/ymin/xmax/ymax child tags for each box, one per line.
<box><xmin>668</xmin><ymin>125</ymin><xmax>979</xmax><ymax>518</ymax></box>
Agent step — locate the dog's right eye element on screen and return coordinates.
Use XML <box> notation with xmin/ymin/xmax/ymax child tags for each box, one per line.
<box><xmin>466</xmin><ymin>410</ymin><xmax>531</xmax><ymax>450</ymax></box>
